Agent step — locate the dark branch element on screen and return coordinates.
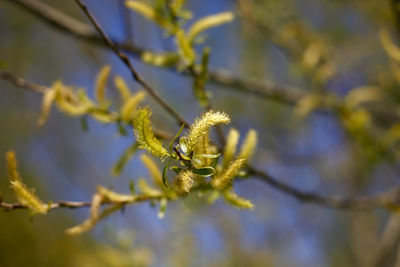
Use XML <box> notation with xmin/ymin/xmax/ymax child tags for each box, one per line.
<box><xmin>74</xmin><ymin>0</ymin><xmax>189</xmax><ymax>127</ymax></box>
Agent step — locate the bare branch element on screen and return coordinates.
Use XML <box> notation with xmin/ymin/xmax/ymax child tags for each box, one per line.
<box><xmin>0</xmin><ymin>70</ymin><xmax>47</xmax><ymax>94</ymax></box>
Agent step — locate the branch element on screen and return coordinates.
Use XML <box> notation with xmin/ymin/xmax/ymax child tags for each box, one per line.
<box><xmin>5</xmin><ymin>0</ymin><xmax>307</xmax><ymax>110</ymax></box>
<box><xmin>248</xmin><ymin>166</ymin><xmax>400</xmax><ymax>210</ymax></box>
<box><xmin>73</xmin><ymin>0</ymin><xmax>188</xmax><ymax>128</ymax></box>
<box><xmin>0</xmin><ymin>194</ymin><xmax>163</xmax><ymax>211</ymax></box>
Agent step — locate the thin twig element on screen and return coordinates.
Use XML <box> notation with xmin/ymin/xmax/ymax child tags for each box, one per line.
<box><xmin>0</xmin><ymin>194</ymin><xmax>164</xmax><ymax>211</ymax></box>
<box><xmin>73</xmin><ymin>0</ymin><xmax>189</xmax><ymax>127</ymax></box>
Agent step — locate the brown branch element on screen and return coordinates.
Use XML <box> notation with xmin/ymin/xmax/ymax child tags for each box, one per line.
<box><xmin>0</xmin><ymin>194</ymin><xmax>164</xmax><ymax>212</ymax></box>
<box><xmin>73</xmin><ymin>0</ymin><xmax>189</xmax><ymax>128</ymax></box>
<box><xmin>0</xmin><ymin>70</ymin><xmax>47</xmax><ymax>94</ymax></box>
<box><xmin>5</xmin><ymin>0</ymin><xmax>308</xmax><ymax>110</ymax></box>
<box><xmin>0</xmin><ymin>200</ymin><xmax>91</xmax><ymax>211</ymax></box>
<box><xmin>248</xmin><ymin>165</ymin><xmax>400</xmax><ymax>210</ymax></box>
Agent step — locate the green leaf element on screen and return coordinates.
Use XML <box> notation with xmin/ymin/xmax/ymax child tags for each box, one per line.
<box><xmin>157</xmin><ymin>197</ymin><xmax>168</xmax><ymax>219</ymax></box>
<box><xmin>193</xmin><ymin>153</ymin><xmax>220</xmax><ymax>160</ymax></box>
<box><xmin>170</xmin><ymin>166</ymin><xmax>183</xmax><ymax>174</ymax></box>
<box><xmin>192</xmin><ymin>166</ymin><xmax>215</xmax><ymax>177</ymax></box>
<box><xmin>179</xmin><ymin>136</ymin><xmax>189</xmax><ymax>154</ymax></box>
<box><xmin>129</xmin><ymin>180</ymin><xmax>136</xmax><ymax>195</ymax></box>
<box><xmin>112</xmin><ymin>143</ymin><xmax>139</xmax><ymax>176</ymax></box>
<box><xmin>169</xmin><ymin>124</ymin><xmax>185</xmax><ymax>153</ymax></box>
<box><xmin>80</xmin><ymin>116</ymin><xmax>89</xmax><ymax>132</ymax></box>
<box><xmin>117</xmin><ymin>123</ymin><xmax>128</xmax><ymax>136</ymax></box>
<box><xmin>191</xmin><ymin>153</ymin><xmax>220</xmax><ymax>168</ymax></box>
<box><xmin>162</xmin><ymin>159</ymin><xmax>172</xmax><ymax>188</ymax></box>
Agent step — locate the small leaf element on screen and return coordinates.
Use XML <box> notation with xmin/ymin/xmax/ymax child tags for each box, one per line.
<box><xmin>191</xmin><ymin>153</ymin><xmax>220</xmax><ymax>169</ymax></box>
<box><xmin>162</xmin><ymin>159</ymin><xmax>172</xmax><ymax>188</ymax></box>
<box><xmin>170</xmin><ymin>166</ymin><xmax>183</xmax><ymax>174</ymax></box>
<box><xmin>193</xmin><ymin>153</ymin><xmax>220</xmax><ymax>160</ymax></box>
<box><xmin>192</xmin><ymin>166</ymin><xmax>215</xmax><ymax>177</ymax></box>
<box><xmin>129</xmin><ymin>180</ymin><xmax>136</xmax><ymax>195</ymax></box>
<box><xmin>157</xmin><ymin>198</ymin><xmax>168</xmax><ymax>219</ymax></box>
<box><xmin>80</xmin><ymin>116</ymin><xmax>89</xmax><ymax>132</ymax></box>
<box><xmin>179</xmin><ymin>136</ymin><xmax>189</xmax><ymax>154</ymax></box>
<box><xmin>169</xmin><ymin>124</ymin><xmax>185</xmax><ymax>153</ymax></box>
<box><xmin>112</xmin><ymin>143</ymin><xmax>139</xmax><ymax>176</ymax></box>
<box><xmin>141</xmin><ymin>154</ymin><xmax>163</xmax><ymax>188</ymax></box>
<box><xmin>118</xmin><ymin>123</ymin><xmax>128</xmax><ymax>136</ymax></box>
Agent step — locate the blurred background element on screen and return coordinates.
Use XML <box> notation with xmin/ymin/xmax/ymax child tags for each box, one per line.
<box><xmin>1</xmin><ymin>0</ymin><xmax>400</xmax><ymax>266</ymax></box>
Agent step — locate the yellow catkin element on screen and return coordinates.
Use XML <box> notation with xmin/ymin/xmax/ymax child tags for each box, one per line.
<box><xmin>137</xmin><ymin>178</ymin><xmax>162</xmax><ymax>197</ymax></box>
<box><xmin>121</xmin><ymin>91</ymin><xmax>146</xmax><ymax>122</ymax></box>
<box><xmin>186</xmin><ymin>110</ymin><xmax>230</xmax><ymax>153</ymax></box>
<box><xmin>6</xmin><ymin>151</ymin><xmax>47</xmax><ymax>214</ymax></box>
<box><xmin>95</xmin><ymin>65</ymin><xmax>111</xmax><ymax>105</ymax></box>
<box><xmin>223</xmin><ymin>189</ymin><xmax>254</xmax><ymax>210</ymax></box>
<box><xmin>133</xmin><ymin>107</ymin><xmax>169</xmax><ymax>157</ymax></box>
<box><xmin>140</xmin><ymin>154</ymin><xmax>163</xmax><ymax>188</ymax></box>
<box><xmin>173</xmin><ymin>170</ymin><xmax>194</xmax><ymax>195</ymax></box>
<box><xmin>66</xmin><ymin>193</ymin><xmax>103</xmax><ymax>235</ymax></box>
<box><xmin>53</xmin><ymin>82</ymin><xmax>93</xmax><ymax>116</ymax></box>
<box><xmin>222</xmin><ymin>128</ymin><xmax>240</xmax><ymax>168</ymax></box>
<box><xmin>10</xmin><ymin>180</ymin><xmax>48</xmax><ymax>214</ymax></box>
<box><xmin>125</xmin><ymin>1</ymin><xmax>169</xmax><ymax>28</ymax></box>
<box><xmin>176</xmin><ymin>29</ymin><xmax>195</xmax><ymax>65</ymax></box>
<box><xmin>294</xmin><ymin>94</ymin><xmax>321</xmax><ymax>118</ymax></box>
<box><xmin>97</xmin><ymin>186</ymin><xmax>136</xmax><ymax>203</ymax></box>
<box><xmin>211</xmin><ymin>159</ymin><xmax>245</xmax><ymax>190</ymax></box>
<box><xmin>187</xmin><ymin>12</ymin><xmax>234</xmax><ymax>42</ymax></box>
<box><xmin>114</xmin><ymin>75</ymin><xmax>131</xmax><ymax>101</ymax></box>
<box><xmin>37</xmin><ymin>89</ymin><xmax>57</xmax><ymax>126</ymax></box>
<box><xmin>6</xmin><ymin>150</ymin><xmax>20</xmax><ymax>181</ymax></box>
<box><xmin>238</xmin><ymin>129</ymin><xmax>257</xmax><ymax>162</ymax></box>
<box><xmin>380</xmin><ymin>28</ymin><xmax>400</xmax><ymax>61</ymax></box>
<box><xmin>66</xmin><ymin>199</ymin><xmax>122</xmax><ymax>235</ymax></box>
